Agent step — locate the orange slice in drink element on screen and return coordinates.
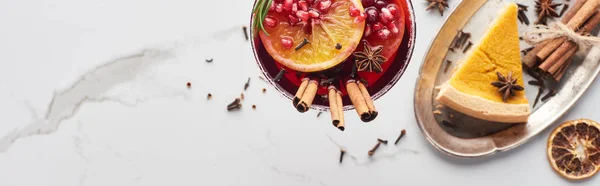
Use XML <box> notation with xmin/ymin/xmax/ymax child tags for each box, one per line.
<box><xmin>258</xmin><ymin>0</ymin><xmax>366</xmax><ymax>72</ymax></box>
<box><xmin>547</xmin><ymin>119</ymin><xmax>600</xmax><ymax>180</ymax></box>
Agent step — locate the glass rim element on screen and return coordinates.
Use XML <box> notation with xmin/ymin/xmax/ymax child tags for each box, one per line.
<box><xmin>249</xmin><ymin>0</ymin><xmax>417</xmax><ymax>112</ymax></box>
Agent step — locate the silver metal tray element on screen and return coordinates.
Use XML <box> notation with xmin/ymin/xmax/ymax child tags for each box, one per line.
<box><xmin>414</xmin><ymin>0</ymin><xmax>600</xmax><ymax>158</ymax></box>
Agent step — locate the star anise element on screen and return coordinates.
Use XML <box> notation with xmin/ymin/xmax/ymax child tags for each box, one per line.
<box><xmin>534</xmin><ymin>0</ymin><xmax>561</xmax><ymax>25</ymax></box>
<box><xmin>492</xmin><ymin>71</ymin><xmax>524</xmax><ymax>102</ymax></box>
<box><xmin>353</xmin><ymin>41</ymin><xmax>387</xmax><ymax>73</ymax></box>
<box><xmin>426</xmin><ymin>0</ymin><xmax>449</xmax><ymax>16</ymax></box>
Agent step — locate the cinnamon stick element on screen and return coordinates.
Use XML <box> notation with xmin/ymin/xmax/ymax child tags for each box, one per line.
<box><xmin>524</xmin><ymin>40</ymin><xmax>550</xmax><ymax>68</ymax></box>
<box><xmin>296</xmin><ymin>80</ymin><xmax>318</xmax><ymax>113</ymax></box>
<box><xmin>561</xmin><ymin>0</ymin><xmax>589</xmax><ymax>24</ymax></box>
<box><xmin>548</xmin><ymin>44</ymin><xmax>578</xmax><ymax>75</ymax></box>
<box><xmin>540</xmin><ymin>41</ymin><xmax>574</xmax><ymax>71</ymax></box>
<box><xmin>335</xmin><ymin>91</ymin><xmax>345</xmax><ymax>131</ymax></box>
<box><xmin>565</xmin><ymin>0</ymin><xmax>599</xmax><ymax>29</ymax></box>
<box><xmin>357</xmin><ymin>81</ymin><xmax>377</xmax><ymax>122</ymax></box>
<box><xmin>580</xmin><ymin>11</ymin><xmax>600</xmax><ymax>34</ymax></box>
<box><xmin>346</xmin><ymin>80</ymin><xmax>371</xmax><ymax>121</ymax></box>
<box><xmin>328</xmin><ymin>87</ymin><xmax>340</xmax><ymax>127</ymax></box>
<box><xmin>293</xmin><ymin>78</ymin><xmax>310</xmax><ymax>106</ymax></box>
<box><xmin>537</xmin><ymin>37</ymin><xmax>567</xmax><ymax>62</ymax></box>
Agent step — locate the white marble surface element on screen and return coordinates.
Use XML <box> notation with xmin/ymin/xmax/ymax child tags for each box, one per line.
<box><xmin>0</xmin><ymin>0</ymin><xmax>599</xmax><ymax>185</ymax></box>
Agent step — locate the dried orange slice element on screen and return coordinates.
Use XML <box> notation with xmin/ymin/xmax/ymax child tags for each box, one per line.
<box><xmin>547</xmin><ymin>119</ymin><xmax>600</xmax><ymax>180</ymax></box>
<box><xmin>258</xmin><ymin>0</ymin><xmax>366</xmax><ymax>72</ymax></box>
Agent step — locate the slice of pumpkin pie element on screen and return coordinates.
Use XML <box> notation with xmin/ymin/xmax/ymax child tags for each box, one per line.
<box><xmin>436</xmin><ymin>3</ymin><xmax>530</xmax><ymax>123</ymax></box>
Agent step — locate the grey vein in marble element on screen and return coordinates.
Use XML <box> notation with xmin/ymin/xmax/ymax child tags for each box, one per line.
<box><xmin>0</xmin><ymin>49</ymin><xmax>183</xmax><ymax>153</ymax></box>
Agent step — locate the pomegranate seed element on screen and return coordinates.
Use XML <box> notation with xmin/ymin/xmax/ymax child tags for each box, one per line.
<box><xmin>292</xmin><ymin>3</ymin><xmax>298</xmax><ymax>13</ymax></box>
<box><xmin>276</xmin><ymin>3</ymin><xmax>284</xmax><ymax>13</ymax></box>
<box><xmin>365</xmin><ymin>24</ymin><xmax>372</xmax><ymax>37</ymax></box>
<box><xmin>377</xmin><ymin>29</ymin><xmax>391</xmax><ymax>39</ymax></box>
<box><xmin>387</xmin><ymin>4</ymin><xmax>399</xmax><ymax>17</ymax></box>
<box><xmin>281</xmin><ymin>37</ymin><xmax>294</xmax><ymax>50</ymax></box>
<box><xmin>269</xmin><ymin>2</ymin><xmax>276</xmax><ymax>11</ymax></box>
<box><xmin>380</xmin><ymin>7</ymin><xmax>394</xmax><ymax>22</ymax></box>
<box><xmin>298</xmin><ymin>0</ymin><xmax>309</xmax><ymax>11</ymax></box>
<box><xmin>283</xmin><ymin>0</ymin><xmax>293</xmax><ymax>11</ymax></box>
<box><xmin>387</xmin><ymin>21</ymin><xmax>398</xmax><ymax>34</ymax></box>
<box><xmin>296</xmin><ymin>11</ymin><xmax>310</xmax><ymax>22</ymax></box>
<box><xmin>307</xmin><ymin>0</ymin><xmax>313</xmax><ymax>4</ymax></box>
<box><xmin>362</xmin><ymin>0</ymin><xmax>376</xmax><ymax>7</ymax></box>
<box><xmin>365</xmin><ymin>7</ymin><xmax>379</xmax><ymax>22</ymax></box>
<box><xmin>320</xmin><ymin>0</ymin><xmax>332</xmax><ymax>11</ymax></box>
<box><xmin>372</xmin><ymin>22</ymin><xmax>383</xmax><ymax>31</ymax></box>
<box><xmin>379</xmin><ymin>12</ymin><xmax>389</xmax><ymax>24</ymax></box>
<box><xmin>375</xmin><ymin>0</ymin><xmax>386</xmax><ymax>9</ymax></box>
<box><xmin>308</xmin><ymin>10</ymin><xmax>320</xmax><ymax>18</ymax></box>
<box><xmin>289</xmin><ymin>15</ymin><xmax>300</xmax><ymax>25</ymax></box>
<box><xmin>264</xmin><ymin>17</ymin><xmax>278</xmax><ymax>28</ymax></box>
<box><xmin>354</xmin><ymin>12</ymin><xmax>366</xmax><ymax>23</ymax></box>
<box><xmin>349</xmin><ymin>5</ymin><xmax>360</xmax><ymax>17</ymax></box>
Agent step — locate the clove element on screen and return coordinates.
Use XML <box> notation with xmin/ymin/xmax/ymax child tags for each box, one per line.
<box><xmin>350</xmin><ymin>60</ymin><xmax>358</xmax><ymax>78</ymax></box>
<box><xmin>244</xmin><ymin>77</ymin><xmax>251</xmax><ymax>90</ymax></box>
<box><xmin>242</xmin><ymin>26</ymin><xmax>249</xmax><ymax>41</ymax></box>
<box><xmin>335</xmin><ymin>43</ymin><xmax>342</xmax><ymax>50</ymax></box>
<box><xmin>516</xmin><ymin>3</ymin><xmax>528</xmax><ymax>11</ymax></box>
<box><xmin>541</xmin><ymin>88</ymin><xmax>558</xmax><ymax>102</ymax></box>
<box><xmin>227</xmin><ymin>98</ymin><xmax>241</xmax><ymax>107</ymax></box>
<box><xmin>227</xmin><ymin>98</ymin><xmax>242</xmax><ymax>111</ymax></box>
<box><xmin>533</xmin><ymin>85</ymin><xmax>545</xmax><ymax>108</ymax></box>
<box><xmin>274</xmin><ymin>68</ymin><xmax>286</xmax><ymax>82</ymax></box>
<box><xmin>559</xmin><ymin>4</ymin><xmax>569</xmax><ymax>17</ymax></box>
<box><xmin>462</xmin><ymin>41</ymin><xmax>473</xmax><ymax>53</ymax></box>
<box><xmin>295</xmin><ymin>38</ymin><xmax>310</xmax><ymax>51</ymax></box>
<box><xmin>517</xmin><ymin>9</ymin><xmax>529</xmax><ymax>25</ymax></box>
<box><xmin>444</xmin><ymin>60</ymin><xmax>452</xmax><ymax>73</ymax></box>
<box><xmin>339</xmin><ymin>149</ymin><xmax>346</xmax><ymax>163</ymax></box>
<box><xmin>227</xmin><ymin>104</ymin><xmax>242</xmax><ymax>111</ymax></box>
<box><xmin>517</xmin><ymin>3</ymin><xmax>529</xmax><ymax>25</ymax></box>
<box><xmin>528</xmin><ymin>80</ymin><xmax>542</xmax><ymax>86</ymax></box>
<box><xmin>458</xmin><ymin>32</ymin><xmax>471</xmax><ymax>49</ymax></box>
<box><xmin>448</xmin><ymin>31</ymin><xmax>461</xmax><ymax>51</ymax></box>
<box><xmin>368</xmin><ymin>142</ymin><xmax>381</xmax><ymax>156</ymax></box>
<box><xmin>394</xmin><ymin>129</ymin><xmax>406</xmax><ymax>145</ymax></box>
<box><xmin>377</xmin><ymin>138</ymin><xmax>388</xmax><ymax>145</ymax></box>
<box><xmin>526</xmin><ymin>67</ymin><xmax>545</xmax><ymax>108</ymax></box>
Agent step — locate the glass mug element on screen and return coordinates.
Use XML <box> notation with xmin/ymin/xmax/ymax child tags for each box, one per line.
<box><xmin>249</xmin><ymin>0</ymin><xmax>417</xmax><ymax>111</ymax></box>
